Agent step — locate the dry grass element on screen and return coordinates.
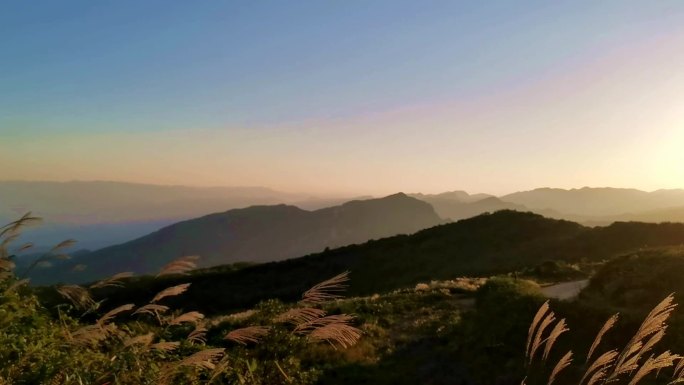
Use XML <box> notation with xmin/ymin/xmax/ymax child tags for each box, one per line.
<box><xmin>525</xmin><ymin>294</ymin><xmax>682</xmax><ymax>385</ymax></box>
<box><xmin>133</xmin><ymin>303</ymin><xmax>170</xmax><ymax>317</ymax></box>
<box><xmin>1</xmin><ymin>213</ymin><xmax>366</xmax><ymax>384</ymax></box>
<box><xmin>169</xmin><ymin>311</ymin><xmax>205</xmax><ymax>326</ymax></box>
<box><xmin>97</xmin><ymin>303</ymin><xmax>134</xmax><ymax>326</ymax></box>
<box><xmin>308</xmin><ymin>321</ymin><xmax>362</xmax><ymax>349</ymax></box>
<box><xmin>586</xmin><ymin>313</ymin><xmax>618</xmax><ymax>364</ymax></box>
<box><xmin>56</xmin><ymin>285</ymin><xmax>96</xmax><ymax>311</ymax></box>
<box><xmin>547</xmin><ymin>350</ymin><xmax>572</xmax><ymax>385</ymax></box>
<box><xmin>177</xmin><ymin>348</ymin><xmax>225</xmax><ymax>370</ymax></box>
<box><xmin>151</xmin><ymin>283</ymin><xmax>191</xmax><ymax>303</ymax></box>
<box><xmin>157</xmin><ymin>255</ymin><xmax>200</xmax><ymax>277</ymax></box>
<box><xmin>275</xmin><ymin>307</ymin><xmax>327</xmax><ymax>326</ymax></box>
<box><xmin>542</xmin><ymin>319</ymin><xmax>568</xmax><ymax>361</ymax></box>
<box><xmin>0</xmin><ymin>212</ymin><xmax>42</xmax><ymax>239</ymax></box>
<box><xmin>90</xmin><ymin>272</ymin><xmax>134</xmax><ymax>289</ymax></box>
<box><xmin>187</xmin><ymin>324</ymin><xmax>208</xmax><ymax>345</ymax></box>
<box><xmin>301</xmin><ymin>271</ymin><xmax>349</xmax><ymax>305</ymax></box>
<box><xmin>580</xmin><ymin>350</ymin><xmax>617</xmax><ymax>385</ymax></box>
<box><xmin>224</xmin><ymin>326</ymin><xmax>271</xmax><ymax>345</ymax></box>
<box><xmin>151</xmin><ymin>341</ymin><xmax>181</xmax><ymax>352</ymax></box>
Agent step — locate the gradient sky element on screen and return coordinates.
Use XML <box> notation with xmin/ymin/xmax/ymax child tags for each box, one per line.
<box><xmin>2</xmin><ymin>1</ymin><xmax>684</xmax><ymax>196</ymax></box>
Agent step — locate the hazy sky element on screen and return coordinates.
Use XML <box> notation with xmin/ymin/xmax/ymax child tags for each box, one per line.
<box><xmin>2</xmin><ymin>1</ymin><xmax>683</xmax><ymax>196</ymax></box>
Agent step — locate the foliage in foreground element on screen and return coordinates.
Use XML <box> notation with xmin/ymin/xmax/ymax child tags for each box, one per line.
<box><xmin>0</xmin><ymin>214</ymin><xmax>362</xmax><ymax>385</ymax></box>
<box><xmin>523</xmin><ymin>293</ymin><xmax>684</xmax><ymax>385</ymax></box>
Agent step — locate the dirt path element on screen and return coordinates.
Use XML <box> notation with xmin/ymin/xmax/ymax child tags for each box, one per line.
<box><xmin>541</xmin><ymin>279</ymin><xmax>589</xmax><ymax>300</ymax></box>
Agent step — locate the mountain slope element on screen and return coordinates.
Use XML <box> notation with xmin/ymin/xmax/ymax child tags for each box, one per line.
<box><xmin>44</xmin><ymin>193</ymin><xmax>442</xmax><ymax>283</ymax></box>
<box><xmin>96</xmin><ymin>211</ymin><xmax>684</xmax><ymax>315</ymax></box>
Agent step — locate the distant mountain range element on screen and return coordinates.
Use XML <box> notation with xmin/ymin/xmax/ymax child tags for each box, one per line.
<box><xmin>415</xmin><ymin>187</ymin><xmax>684</xmax><ymax>225</ymax></box>
<box><xmin>0</xmin><ymin>181</ymin><xmax>355</xmax><ymax>250</ymax></box>
<box><xmin>502</xmin><ymin>187</ymin><xmax>684</xmax><ymax>217</ymax></box>
<box><xmin>32</xmin><ymin>193</ymin><xmax>442</xmax><ymax>284</ymax></box>
<box><xmin>410</xmin><ymin>191</ymin><xmax>525</xmax><ymax>221</ymax></box>
<box><xmin>7</xmin><ymin>181</ymin><xmax>684</xmax><ymax>283</ymax></box>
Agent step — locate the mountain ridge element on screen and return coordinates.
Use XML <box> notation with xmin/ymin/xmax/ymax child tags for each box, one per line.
<box><xmin>35</xmin><ymin>193</ymin><xmax>442</xmax><ymax>284</ymax></box>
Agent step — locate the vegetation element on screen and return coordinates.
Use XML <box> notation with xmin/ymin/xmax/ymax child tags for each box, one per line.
<box><xmin>8</xmin><ymin>211</ymin><xmax>684</xmax><ymax>384</ymax></box>
<box><xmin>93</xmin><ymin>211</ymin><xmax>684</xmax><ymax>316</ymax></box>
<box><xmin>1</xmin><ymin>214</ymin><xmax>363</xmax><ymax>384</ymax></box>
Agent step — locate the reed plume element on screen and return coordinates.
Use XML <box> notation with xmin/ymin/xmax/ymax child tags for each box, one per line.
<box><xmin>0</xmin><ymin>212</ymin><xmax>42</xmax><ymax>238</ymax></box>
<box><xmin>224</xmin><ymin>326</ymin><xmax>270</xmax><ymax>345</ymax></box>
<box><xmin>90</xmin><ymin>272</ymin><xmax>134</xmax><ymax>289</ymax></box>
<box><xmin>157</xmin><ymin>255</ymin><xmax>199</xmax><ymax>277</ymax></box>
<box><xmin>586</xmin><ymin>313</ymin><xmax>618</xmax><ymax>364</ymax></box>
<box><xmin>133</xmin><ymin>303</ymin><xmax>170</xmax><ymax>316</ymax></box>
<box><xmin>542</xmin><ymin>319</ymin><xmax>568</xmax><ymax>361</ymax></box>
<box><xmin>547</xmin><ymin>350</ymin><xmax>572</xmax><ymax>385</ymax></box>
<box><xmin>672</xmin><ymin>357</ymin><xmax>684</xmax><ymax>383</ymax></box>
<box><xmin>169</xmin><ymin>311</ymin><xmax>204</xmax><ymax>326</ymax></box>
<box><xmin>527</xmin><ymin>301</ymin><xmax>550</xmax><ymax>360</ymax></box>
<box><xmin>627</xmin><ymin>351</ymin><xmax>678</xmax><ymax>385</ymax></box>
<box><xmin>97</xmin><ymin>304</ymin><xmax>135</xmax><ymax>326</ymax></box>
<box><xmin>151</xmin><ymin>341</ymin><xmax>180</xmax><ymax>352</ymax></box>
<box><xmin>308</xmin><ymin>321</ymin><xmax>362</xmax><ymax>349</ymax></box>
<box><xmin>529</xmin><ymin>311</ymin><xmax>556</xmax><ymax>364</ymax></box>
<box><xmin>50</xmin><ymin>239</ymin><xmax>77</xmax><ymax>253</ymax></box>
<box><xmin>275</xmin><ymin>307</ymin><xmax>327</xmax><ymax>326</ymax></box>
<box><xmin>610</xmin><ymin>294</ymin><xmax>676</xmax><ymax>381</ymax></box>
<box><xmin>56</xmin><ymin>285</ymin><xmax>96</xmax><ymax>310</ymax></box>
<box><xmin>152</xmin><ymin>283</ymin><xmax>191</xmax><ymax>303</ymax></box>
<box><xmin>301</xmin><ymin>271</ymin><xmax>349</xmax><ymax>305</ymax></box>
<box><xmin>294</xmin><ymin>314</ymin><xmax>355</xmax><ymax>334</ymax></box>
<box><xmin>187</xmin><ymin>324</ymin><xmax>208</xmax><ymax>345</ymax></box>
<box><xmin>580</xmin><ymin>350</ymin><xmax>617</xmax><ymax>385</ymax></box>
<box><xmin>176</xmin><ymin>348</ymin><xmax>225</xmax><ymax>370</ymax></box>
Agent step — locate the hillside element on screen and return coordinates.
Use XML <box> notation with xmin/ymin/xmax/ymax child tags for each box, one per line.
<box><xmin>40</xmin><ymin>193</ymin><xmax>442</xmax><ymax>284</ymax></box>
<box><xmin>92</xmin><ymin>211</ymin><xmax>684</xmax><ymax>315</ymax></box>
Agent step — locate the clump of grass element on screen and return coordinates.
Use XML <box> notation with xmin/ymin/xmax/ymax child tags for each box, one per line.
<box><xmin>524</xmin><ymin>293</ymin><xmax>683</xmax><ymax>385</ymax></box>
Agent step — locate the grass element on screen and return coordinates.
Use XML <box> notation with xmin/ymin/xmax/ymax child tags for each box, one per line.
<box><xmin>0</xmin><ymin>213</ymin><xmax>363</xmax><ymax>385</ymax></box>
<box><xmin>523</xmin><ymin>294</ymin><xmax>683</xmax><ymax>385</ymax></box>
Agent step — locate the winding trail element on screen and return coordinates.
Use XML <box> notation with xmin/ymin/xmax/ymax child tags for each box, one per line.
<box><xmin>541</xmin><ymin>279</ymin><xmax>589</xmax><ymax>300</ymax></box>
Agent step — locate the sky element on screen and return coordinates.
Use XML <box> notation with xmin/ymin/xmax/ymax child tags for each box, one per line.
<box><xmin>1</xmin><ymin>1</ymin><xmax>684</xmax><ymax>196</ymax></box>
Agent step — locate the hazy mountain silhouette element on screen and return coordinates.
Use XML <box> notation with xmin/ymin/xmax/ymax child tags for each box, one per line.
<box><xmin>8</xmin><ymin>182</ymin><xmax>684</xmax><ymax>253</ymax></box>
<box><xmin>39</xmin><ymin>193</ymin><xmax>442</xmax><ymax>284</ymax></box>
<box><xmin>411</xmin><ymin>192</ymin><xmax>526</xmax><ymax>220</ymax></box>
<box><xmin>502</xmin><ymin>187</ymin><xmax>684</xmax><ymax>217</ymax></box>
<box><xmin>0</xmin><ymin>181</ymin><xmax>341</xmax><ymax>249</ymax></box>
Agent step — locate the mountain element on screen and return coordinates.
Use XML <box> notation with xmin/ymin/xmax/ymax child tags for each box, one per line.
<box><xmin>412</xmin><ymin>192</ymin><xmax>527</xmax><ymax>221</ymax></box>
<box><xmin>502</xmin><ymin>187</ymin><xmax>684</xmax><ymax>217</ymax></box>
<box><xmin>0</xmin><ymin>181</ymin><xmax>322</xmax><ymax>249</ymax></box>
<box><xmin>39</xmin><ymin>193</ymin><xmax>442</xmax><ymax>284</ymax></box>
<box><xmin>95</xmin><ymin>210</ymin><xmax>684</xmax><ymax>315</ymax></box>
<box><xmin>410</xmin><ymin>191</ymin><xmax>493</xmax><ymax>204</ymax></box>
